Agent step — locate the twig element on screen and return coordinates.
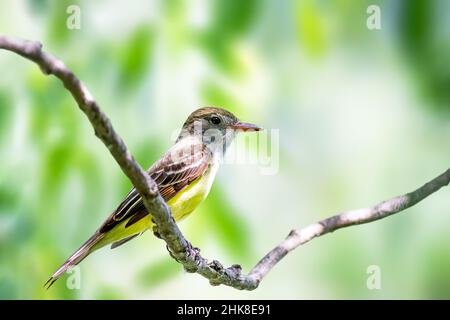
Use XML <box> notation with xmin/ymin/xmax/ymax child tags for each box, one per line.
<box><xmin>1</xmin><ymin>35</ymin><xmax>449</xmax><ymax>290</ymax></box>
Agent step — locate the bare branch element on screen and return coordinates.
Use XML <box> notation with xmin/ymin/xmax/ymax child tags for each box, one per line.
<box><xmin>248</xmin><ymin>168</ymin><xmax>450</xmax><ymax>281</ymax></box>
<box><xmin>1</xmin><ymin>36</ymin><xmax>449</xmax><ymax>290</ymax></box>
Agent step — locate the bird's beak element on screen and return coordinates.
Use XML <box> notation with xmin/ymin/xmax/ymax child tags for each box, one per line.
<box><xmin>231</xmin><ymin>121</ymin><xmax>263</xmax><ymax>132</ymax></box>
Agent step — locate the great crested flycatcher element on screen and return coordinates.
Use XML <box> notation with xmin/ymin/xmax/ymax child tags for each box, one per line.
<box><xmin>45</xmin><ymin>107</ymin><xmax>261</xmax><ymax>288</ymax></box>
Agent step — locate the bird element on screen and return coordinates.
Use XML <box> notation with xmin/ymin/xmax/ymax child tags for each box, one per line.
<box><xmin>45</xmin><ymin>107</ymin><xmax>262</xmax><ymax>288</ymax></box>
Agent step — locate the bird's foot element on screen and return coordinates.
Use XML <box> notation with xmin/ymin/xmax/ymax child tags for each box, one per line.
<box><xmin>183</xmin><ymin>241</ymin><xmax>203</xmax><ymax>273</ymax></box>
<box><xmin>185</xmin><ymin>241</ymin><xmax>201</xmax><ymax>259</ymax></box>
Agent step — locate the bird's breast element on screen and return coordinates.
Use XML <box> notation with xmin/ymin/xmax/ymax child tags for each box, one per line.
<box><xmin>167</xmin><ymin>158</ymin><xmax>219</xmax><ymax>221</ymax></box>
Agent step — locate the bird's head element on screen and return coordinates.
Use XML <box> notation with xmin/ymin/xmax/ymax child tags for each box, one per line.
<box><xmin>177</xmin><ymin>107</ymin><xmax>262</xmax><ymax>151</ymax></box>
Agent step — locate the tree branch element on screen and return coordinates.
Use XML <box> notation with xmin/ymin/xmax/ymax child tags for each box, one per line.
<box><xmin>1</xmin><ymin>36</ymin><xmax>449</xmax><ymax>290</ymax></box>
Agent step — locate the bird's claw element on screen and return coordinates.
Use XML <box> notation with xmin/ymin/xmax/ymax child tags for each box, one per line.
<box><xmin>182</xmin><ymin>242</ymin><xmax>203</xmax><ymax>272</ymax></box>
<box><xmin>185</xmin><ymin>242</ymin><xmax>201</xmax><ymax>260</ymax></box>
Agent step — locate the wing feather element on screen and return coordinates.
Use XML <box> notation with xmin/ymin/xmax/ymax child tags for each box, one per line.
<box><xmin>99</xmin><ymin>139</ymin><xmax>211</xmax><ymax>233</ymax></box>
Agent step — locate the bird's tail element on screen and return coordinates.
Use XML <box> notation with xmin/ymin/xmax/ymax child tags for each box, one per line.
<box><xmin>44</xmin><ymin>232</ymin><xmax>105</xmax><ymax>289</ymax></box>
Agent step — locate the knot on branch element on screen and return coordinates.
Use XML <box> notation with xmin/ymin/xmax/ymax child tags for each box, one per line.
<box><xmin>288</xmin><ymin>229</ymin><xmax>299</xmax><ymax>238</ymax></box>
<box><xmin>208</xmin><ymin>262</ymin><xmax>243</xmax><ymax>287</ymax></box>
<box><xmin>225</xmin><ymin>264</ymin><xmax>242</xmax><ymax>279</ymax></box>
<box><xmin>208</xmin><ymin>260</ymin><xmax>224</xmax><ymax>272</ymax></box>
<box><xmin>23</xmin><ymin>40</ymin><xmax>42</xmax><ymax>56</ymax></box>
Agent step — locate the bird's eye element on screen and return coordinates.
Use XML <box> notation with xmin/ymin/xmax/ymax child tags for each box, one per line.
<box><xmin>210</xmin><ymin>116</ymin><xmax>221</xmax><ymax>125</ymax></box>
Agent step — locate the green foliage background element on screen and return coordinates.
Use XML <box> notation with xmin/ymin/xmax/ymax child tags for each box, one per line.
<box><xmin>0</xmin><ymin>0</ymin><xmax>449</xmax><ymax>299</ymax></box>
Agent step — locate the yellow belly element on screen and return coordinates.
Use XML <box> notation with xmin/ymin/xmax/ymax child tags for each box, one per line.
<box><xmin>95</xmin><ymin>164</ymin><xmax>217</xmax><ymax>249</ymax></box>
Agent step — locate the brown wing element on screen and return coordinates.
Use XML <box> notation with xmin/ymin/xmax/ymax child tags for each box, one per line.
<box><xmin>99</xmin><ymin>140</ymin><xmax>211</xmax><ymax>233</ymax></box>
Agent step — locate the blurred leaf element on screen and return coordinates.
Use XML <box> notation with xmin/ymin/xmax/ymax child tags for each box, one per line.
<box><xmin>27</xmin><ymin>72</ymin><xmax>70</xmax><ymax>144</ymax></box>
<box><xmin>136</xmin><ymin>257</ymin><xmax>181</xmax><ymax>289</ymax></box>
<box><xmin>295</xmin><ymin>0</ymin><xmax>328</xmax><ymax>58</ymax></box>
<box><xmin>201</xmin><ymin>81</ymin><xmax>241</xmax><ymax>114</ymax></box>
<box><xmin>27</xmin><ymin>0</ymin><xmax>50</xmax><ymax>14</ymax></box>
<box><xmin>399</xmin><ymin>0</ymin><xmax>430</xmax><ymax>52</ymax></box>
<box><xmin>202</xmin><ymin>186</ymin><xmax>252</xmax><ymax>262</ymax></box>
<box><xmin>0</xmin><ymin>212</ymin><xmax>34</xmax><ymax>245</ymax></box>
<box><xmin>0</xmin><ymin>185</ymin><xmax>19</xmax><ymax>212</ymax></box>
<box><xmin>0</xmin><ymin>91</ymin><xmax>11</xmax><ymax>143</ymax></box>
<box><xmin>95</xmin><ymin>285</ymin><xmax>127</xmax><ymax>300</ymax></box>
<box><xmin>199</xmin><ymin>39</ymin><xmax>234</xmax><ymax>71</ymax></box>
<box><xmin>134</xmin><ymin>139</ymin><xmax>164</xmax><ymax>170</ymax></box>
<box><xmin>209</xmin><ymin>0</ymin><xmax>258</xmax><ymax>39</ymax></box>
<box><xmin>47</xmin><ymin>0</ymin><xmax>80</xmax><ymax>45</ymax></box>
<box><xmin>163</xmin><ymin>0</ymin><xmax>185</xmax><ymax>17</ymax></box>
<box><xmin>317</xmin><ymin>234</ymin><xmax>368</xmax><ymax>296</ymax></box>
<box><xmin>420</xmin><ymin>242</ymin><xmax>450</xmax><ymax>298</ymax></box>
<box><xmin>72</xmin><ymin>150</ymin><xmax>104</xmax><ymax>223</ymax></box>
<box><xmin>162</xmin><ymin>0</ymin><xmax>190</xmax><ymax>53</ymax></box>
<box><xmin>39</xmin><ymin>143</ymin><xmax>73</xmax><ymax>197</ymax></box>
<box><xmin>398</xmin><ymin>0</ymin><xmax>450</xmax><ymax>111</ymax></box>
<box><xmin>200</xmin><ymin>0</ymin><xmax>258</xmax><ymax>71</ymax></box>
<box><xmin>116</xmin><ymin>26</ymin><xmax>154</xmax><ymax>93</ymax></box>
<box><xmin>0</xmin><ymin>276</ymin><xmax>17</xmax><ymax>299</ymax></box>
